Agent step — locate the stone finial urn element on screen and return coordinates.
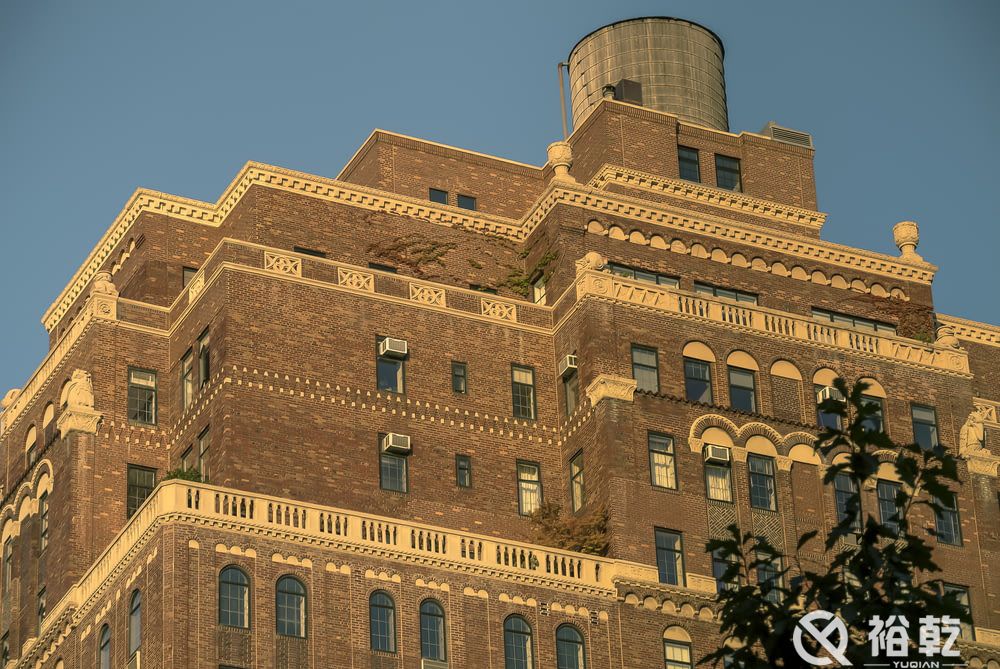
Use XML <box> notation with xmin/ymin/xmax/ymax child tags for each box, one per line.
<box><xmin>892</xmin><ymin>220</ymin><xmax>921</xmax><ymax>260</ymax></box>
<box><xmin>547</xmin><ymin>141</ymin><xmax>576</xmax><ymax>183</ymax></box>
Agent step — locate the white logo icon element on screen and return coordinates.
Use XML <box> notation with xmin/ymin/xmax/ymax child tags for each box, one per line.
<box><xmin>794</xmin><ymin>610</ymin><xmax>852</xmax><ymax>666</ymax></box>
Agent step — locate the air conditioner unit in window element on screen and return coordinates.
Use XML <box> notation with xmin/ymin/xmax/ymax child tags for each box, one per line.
<box><xmin>816</xmin><ymin>385</ymin><xmax>845</xmax><ymax>404</ymax></box>
<box><xmin>704</xmin><ymin>445</ymin><xmax>731</xmax><ymax>464</ymax></box>
<box><xmin>128</xmin><ymin>651</ymin><xmax>141</xmax><ymax>669</ymax></box>
<box><xmin>379</xmin><ymin>337</ymin><xmax>408</xmax><ymax>358</ymax></box>
<box><xmin>558</xmin><ymin>354</ymin><xmax>578</xmax><ymax>378</ymax></box>
<box><xmin>381</xmin><ymin>432</ymin><xmax>412</xmax><ymax>455</ymax></box>
<box><xmin>421</xmin><ymin>660</ymin><xmax>449</xmax><ymax>669</ymax></box>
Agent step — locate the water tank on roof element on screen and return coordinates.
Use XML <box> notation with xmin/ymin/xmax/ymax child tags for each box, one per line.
<box><xmin>568</xmin><ymin>17</ymin><xmax>729</xmax><ymax>131</ymax></box>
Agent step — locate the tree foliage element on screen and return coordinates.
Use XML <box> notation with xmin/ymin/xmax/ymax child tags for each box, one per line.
<box><xmin>529</xmin><ymin>501</ymin><xmax>610</xmax><ymax>556</ymax></box>
<box><xmin>704</xmin><ymin>379</ymin><xmax>969</xmax><ymax>667</ymax></box>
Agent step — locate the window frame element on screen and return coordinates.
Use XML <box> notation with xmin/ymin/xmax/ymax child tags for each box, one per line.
<box><xmin>648</xmin><ymin>432</ymin><xmax>677</xmax><ymax>490</ymax></box>
<box><xmin>942</xmin><ymin>584</ymin><xmax>974</xmax><ymax>640</ymax></box>
<box><xmin>755</xmin><ymin>552</ymin><xmax>783</xmax><ymax>603</ymax></box>
<box><xmin>180</xmin><ymin>349</ymin><xmax>195</xmax><ymax>411</ymax></box>
<box><xmin>677</xmin><ymin>145</ymin><xmax>701</xmax><ymax>183</ymax></box>
<box><xmin>128</xmin><ymin>589</ymin><xmax>141</xmax><ymax>656</ymax></box>
<box><xmin>503</xmin><ymin>615</ymin><xmax>534</xmax><ymax>669</ymax></box>
<box><xmin>419</xmin><ymin>598</ymin><xmax>447</xmax><ymax>661</ymax></box>
<box><xmin>369</xmin><ymin>590</ymin><xmax>397</xmax><ymax>653</ymax></box>
<box><xmin>39</xmin><ymin>491</ymin><xmax>49</xmax><ymax>551</ymax></box>
<box><xmin>516</xmin><ymin>460</ymin><xmax>542</xmax><ymax>516</ymax></box>
<box><xmin>275</xmin><ymin>575</ymin><xmax>307</xmax><ymax>638</ymax></box>
<box><xmin>569</xmin><ymin>450</ymin><xmax>585</xmax><ymax>512</ymax></box>
<box><xmin>511</xmin><ymin>364</ymin><xmax>537</xmax><ymax>420</ymax></box>
<box><xmin>714</xmin><ymin>154</ymin><xmax>742</xmax><ymax>192</ymax></box>
<box><xmin>218</xmin><ymin>565</ymin><xmax>250</xmax><ymax>629</ymax></box>
<box><xmin>451</xmin><ymin>361</ymin><xmax>468</xmax><ymax>394</ymax></box>
<box><xmin>197</xmin><ymin>426</ymin><xmax>210</xmax><ymax>481</ymax></box>
<box><xmin>833</xmin><ymin>472</ymin><xmax>861</xmax><ymax>532</ymax></box>
<box><xmin>182</xmin><ymin>266</ymin><xmax>198</xmax><ymax>287</ymax></box>
<box><xmin>375</xmin><ymin>337</ymin><xmax>406</xmax><ymax>395</ymax></box>
<box><xmin>563</xmin><ymin>368</ymin><xmax>579</xmax><ymax>417</ymax></box>
<box><xmin>457</xmin><ymin>194</ymin><xmax>477</xmax><ymax>211</ymax></box>
<box><xmin>126</xmin><ymin>465</ymin><xmax>156</xmax><ymax>519</ymax></box>
<box><xmin>934</xmin><ymin>491</ymin><xmax>962</xmax><ymax>546</ymax></box>
<box><xmin>683</xmin><ymin>358</ymin><xmax>713</xmax><ymax>404</ymax></box>
<box><xmin>631</xmin><ymin>344</ymin><xmax>660</xmax><ymax>393</ymax></box>
<box><xmin>704</xmin><ymin>452</ymin><xmax>733</xmax><ymax>503</ymax></box>
<box><xmin>654</xmin><ymin>528</ymin><xmax>685</xmax><ymax>587</ymax></box>
<box><xmin>747</xmin><ymin>454</ymin><xmax>777</xmax><ymax>511</ymax></box>
<box><xmin>694</xmin><ymin>282</ymin><xmax>758</xmax><ymax>304</ymax></box>
<box><xmin>727</xmin><ymin>366</ymin><xmax>757</xmax><ymax>413</ymax></box>
<box><xmin>97</xmin><ymin>624</ymin><xmax>110</xmax><ymax>669</ymax></box>
<box><xmin>127</xmin><ymin>367</ymin><xmax>158</xmax><ymax>426</ymax></box>
<box><xmin>860</xmin><ymin>395</ymin><xmax>885</xmax><ymax>433</ymax></box>
<box><xmin>197</xmin><ymin>329</ymin><xmax>210</xmax><ymax>388</ymax></box>
<box><xmin>811</xmin><ymin>308</ymin><xmax>896</xmax><ymax>335</ymax></box>
<box><xmin>664</xmin><ymin>639</ymin><xmax>693</xmax><ymax>669</ymax></box>
<box><xmin>429</xmin><ymin>188</ymin><xmax>448</xmax><ymax>204</ymax></box>
<box><xmin>608</xmin><ymin>262</ymin><xmax>679</xmax><ymax>288</ymax></box>
<box><xmin>292</xmin><ymin>245</ymin><xmax>326</xmax><ymax>258</ymax></box>
<box><xmin>531</xmin><ymin>275</ymin><xmax>547</xmax><ymax>304</ymax></box>
<box><xmin>555</xmin><ymin>623</ymin><xmax>586</xmax><ymax>669</ymax></box>
<box><xmin>378</xmin><ymin>435</ymin><xmax>409</xmax><ymax>494</ymax></box>
<box><xmin>877</xmin><ymin>479</ymin><xmax>902</xmax><ymax>535</ymax></box>
<box><xmin>455</xmin><ymin>454</ymin><xmax>472</xmax><ymax>488</ymax></box>
<box><xmin>910</xmin><ymin>404</ymin><xmax>939</xmax><ymax>450</ymax></box>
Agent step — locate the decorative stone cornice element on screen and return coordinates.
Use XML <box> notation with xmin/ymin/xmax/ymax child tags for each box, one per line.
<box><xmin>937</xmin><ymin>314</ymin><xmax>1000</xmax><ymax>348</ymax></box>
<box><xmin>585</xmin><ymin>374</ymin><xmax>637</xmax><ymax>405</ymax></box>
<box><xmin>589</xmin><ymin>165</ymin><xmax>827</xmax><ymax>231</ymax></box>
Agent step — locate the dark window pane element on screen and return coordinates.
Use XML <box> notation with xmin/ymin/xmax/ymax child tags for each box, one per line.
<box><xmin>219</xmin><ymin>567</ymin><xmax>249</xmax><ymax>628</ymax></box>
<box><xmin>748</xmin><ymin>455</ymin><xmax>776</xmax><ymax>510</ymax></box>
<box><xmin>715</xmin><ymin>155</ymin><xmax>742</xmax><ymax>191</ymax></box>
<box><xmin>860</xmin><ymin>395</ymin><xmax>885</xmax><ymax>433</ymax></box>
<box><xmin>684</xmin><ymin>359</ymin><xmax>713</xmax><ymax>403</ymax></box>
<box><xmin>631</xmin><ymin>345</ymin><xmax>659</xmax><ymax>393</ymax></box>
<box><xmin>377</xmin><ymin>357</ymin><xmax>404</xmax><ymax>394</ymax></box>
<box><xmin>834</xmin><ymin>473</ymin><xmax>861</xmax><ymax>531</ymax></box>
<box><xmin>569</xmin><ymin>452</ymin><xmax>585</xmax><ymax>512</ymax></box>
<box><xmin>456</xmin><ymin>455</ymin><xmax>472</xmax><ymax>488</ymax></box>
<box><xmin>815</xmin><ymin>384</ymin><xmax>843</xmax><ymax>430</ymax></box>
<box><xmin>556</xmin><ymin>625</ymin><xmax>585</xmax><ymax>669</ymax></box>
<box><xmin>293</xmin><ymin>246</ymin><xmax>326</xmax><ymax>258</ymax></box>
<box><xmin>452</xmin><ymin>361</ymin><xmax>468</xmax><ymax>394</ymax></box>
<box><xmin>563</xmin><ymin>370</ymin><xmax>579</xmax><ymax>417</ymax></box>
<box><xmin>126</xmin><ymin>466</ymin><xmax>156</xmax><ymax>518</ymax></box>
<box><xmin>756</xmin><ymin>553</ymin><xmax>782</xmax><ymax>603</ymax></box>
<box><xmin>935</xmin><ymin>492</ymin><xmax>962</xmax><ymax>546</ymax></box>
<box><xmin>655</xmin><ymin>529</ymin><xmax>684</xmax><ymax>586</ymax></box>
<box><xmin>877</xmin><ymin>480</ymin><xmax>901</xmax><ymax>535</ymax></box>
<box><xmin>504</xmin><ymin>616</ymin><xmax>533</xmax><ymax>669</ymax></box>
<box><xmin>420</xmin><ymin>600</ymin><xmax>446</xmax><ymax>660</ymax></box>
<box><xmin>429</xmin><ymin>188</ymin><xmax>448</xmax><ymax>204</ymax></box>
<box><xmin>678</xmin><ymin>146</ymin><xmax>701</xmax><ymax>182</ymax></box>
<box><xmin>911</xmin><ymin>405</ymin><xmax>939</xmax><ymax>450</ymax></box>
<box><xmin>728</xmin><ymin>367</ymin><xmax>756</xmax><ymax>413</ymax></box>
<box><xmin>457</xmin><ymin>194</ymin><xmax>477</xmax><ymax>210</ymax></box>
<box><xmin>127</xmin><ymin>369</ymin><xmax>157</xmax><ymax>425</ymax></box>
<box><xmin>380</xmin><ymin>452</ymin><xmax>408</xmax><ymax>493</ymax></box>
<box><xmin>276</xmin><ymin>577</ymin><xmax>306</xmax><ymax>637</ymax></box>
<box><xmin>369</xmin><ymin>591</ymin><xmax>396</xmax><ymax>652</ymax></box>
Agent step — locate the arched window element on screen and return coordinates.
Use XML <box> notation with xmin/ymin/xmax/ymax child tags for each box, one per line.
<box><xmin>369</xmin><ymin>591</ymin><xmax>396</xmax><ymax>652</ymax></box>
<box><xmin>503</xmin><ymin>615</ymin><xmax>534</xmax><ymax>669</ymax></box>
<box><xmin>219</xmin><ymin>566</ymin><xmax>250</xmax><ymax>628</ymax></box>
<box><xmin>276</xmin><ymin>576</ymin><xmax>306</xmax><ymax>637</ymax></box>
<box><xmin>128</xmin><ymin>590</ymin><xmax>141</xmax><ymax>656</ymax></box>
<box><xmin>663</xmin><ymin>626</ymin><xmax>693</xmax><ymax>669</ymax></box>
<box><xmin>419</xmin><ymin>599</ymin><xmax>446</xmax><ymax>660</ymax></box>
<box><xmin>98</xmin><ymin>624</ymin><xmax>110</xmax><ymax>669</ymax></box>
<box><xmin>556</xmin><ymin>624</ymin><xmax>586</xmax><ymax>669</ymax></box>
<box><xmin>25</xmin><ymin>426</ymin><xmax>37</xmax><ymax>467</ymax></box>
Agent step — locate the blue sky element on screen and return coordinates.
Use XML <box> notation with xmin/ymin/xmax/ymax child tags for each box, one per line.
<box><xmin>1</xmin><ymin>1</ymin><xmax>998</xmax><ymax>387</ymax></box>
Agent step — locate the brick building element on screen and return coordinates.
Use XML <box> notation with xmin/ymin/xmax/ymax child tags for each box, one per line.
<box><xmin>1</xmin><ymin>15</ymin><xmax>998</xmax><ymax>669</ymax></box>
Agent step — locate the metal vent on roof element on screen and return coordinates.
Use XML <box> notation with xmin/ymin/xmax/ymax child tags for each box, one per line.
<box><xmin>761</xmin><ymin>122</ymin><xmax>813</xmax><ymax>148</ymax></box>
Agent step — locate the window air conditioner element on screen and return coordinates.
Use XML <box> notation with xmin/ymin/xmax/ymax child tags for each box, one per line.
<box><xmin>379</xmin><ymin>337</ymin><xmax>408</xmax><ymax>358</ymax></box>
<box><xmin>421</xmin><ymin>660</ymin><xmax>449</xmax><ymax>669</ymax></box>
<box><xmin>381</xmin><ymin>433</ymin><xmax>412</xmax><ymax>455</ymax></box>
<box><xmin>128</xmin><ymin>651</ymin><xmax>141</xmax><ymax>669</ymax></box>
<box><xmin>557</xmin><ymin>354</ymin><xmax>578</xmax><ymax>378</ymax></box>
<box><xmin>816</xmin><ymin>385</ymin><xmax>845</xmax><ymax>404</ymax></box>
<box><xmin>704</xmin><ymin>445</ymin><xmax>731</xmax><ymax>464</ymax></box>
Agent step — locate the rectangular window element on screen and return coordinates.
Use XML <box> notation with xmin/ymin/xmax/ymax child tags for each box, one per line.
<box><xmin>655</xmin><ymin>529</ymin><xmax>685</xmax><ymax>586</ymax></box>
<box><xmin>181</xmin><ymin>446</ymin><xmax>193</xmax><ymax>472</ymax></box>
<box><xmin>197</xmin><ymin>427</ymin><xmax>210</xmax><ymax>481</ymax></box>
<box><xmin>811</xmin><ymin>308</ymin><xmax>896</xmax><ymax>335</ymax></box>
<box><xmin>694</xmin><ymin>282</ymin><xmax>758</xmax><ymax>304</ymax></box>
<box><xmin>834</xmin><ymin>472</ymin><xmax>861</xmax><ymax>531</ymax></box>
<box><xmin>712</xmin><ymin>548</ymin><xmax>737</xmax><ymax>592</ymax></box>
<box><xmin>429</xmin><ymin>188</ymin><xmax>448</xmax><ymax>204</ymax></box>
<box><xmin>127</xmin><ymin>368</ymin><xmax>157</xmax><ymax>425</ymax></box>
<box><xmin>569</xmin><ymin>451</ymin><xmax>585</xmax><ymax>512</ymax></box>
<box><xmin>748</xmin><ymin>455</ymin><xmax>777</xmax><ymax>511</ymax></box>
<box><xmin>943</xmin><ymin>584</ymin><xmax>974</xmax><ymax>640</ymax></box>
<box><xmin>182</xmin><ymin>266</ymin><xmax>198</xmax><ymax>287</ymax></box>
<box><xmin>37</xmin><ymin>588</ymin><xmax>45</xmax><ymax>632</ymax></box>
<box><xmin>292</xmin><ymin>246</ymin><xmax>326</xmax><ymax>258</ymax></box>
<box><xmin>469</xmin><ymin>284</ymin><xmax>498</xmax><ymax>294</ymax></box>
<box><xmin>728</xmin><ymin>367</ymin><xmax>757</xmax><ymax>413</ymax></box>
<box><xmin>678</xmin><ymin>146</ymin><xmax>701</xmax><ymax>182</ymax></box>
<box><xmin>380</xmin><ymin>448</ymin><xmax>408</xmax><ymax>493</ymax></box>
<box><xmin>376</xmin><ymin>338</ymin><xmax>405</xmax><ymax>394</ymax></box>
<box><xmin>516</xmin><ymin>461</ymin><xmax>542</xmax><ymax>515</ymax></box>
<box><xmin>815</xmin><ymin>384</ymin><xmax>843</xmax><ymax>430</ymax></box>
<box><xmin>457</xmin><ymin>194</ymin><xmax>477</xmax><ymax>211</ymax></box>
<box><xmin>180</xmin><ymin>350</ymin><xmax>195</xmax><ymax>410</ymax></box>
<box><xmin>631</xmin><ymin>345</ymin><xmax>659</xmax><ymax>393</ymax></box>
<box><xmin>608</xmin><ymin>262</ymin><xmax>679</xmax><ymax>288</ymax></box>
<box><xmin>911</xmin><ymin>404</ymin><xmax>939</xmax><ymax>450</ymax></box>
<box><xmin>368</xmin><ymin>262</ymin><xmax>397</xmax><ymax>273</ymax></box>
<box><xmin>684</xmin><ymin>358</ymin><xmax>713</xmax><ymax>403</ymax></box>
<box><xmin>705</xmin><ymin>461</ymin><xmax>733</xmax><ymax>502</ymax></box>
<box><xmin>756</xmin><ymin>552</ymin><xmax>783</xmax><ymax>603</ymax></box>
<box><xmin>451</xmin><ymin>361</ymin><xmax>468</xmax><ymax>394</ymax></box>
<box><xmin>455</xmin><ymin>455</ymin><xmax>472</xmax><ymax>488</ymax></box>
<box><xmin>531</xmin><ymin>275</ymin><xmax>546</xmax><ymax>304</ymax></box>
<box><xmin>877</xmin><ymin>480</ymin><xmax>902</xmax><ymax>535</ymax></box>
<box><xmin>38</xmin><ymin>492</ymin><xmax>48</xmax><ymax>552</ymax></box>
<box><xmin>511</xmin><ymin>365</ymin><xmax>536</xmax><ymax>420</ymax></box>
<box><xmin>197</xmin><ymin>330</ymin><xmax>210</xmax><ymax>388</ymax></box>
<box><xmin>126</xmin><ymin>465</ymin><xmax>156</xmax><ymax>519</ymax></box>
<box><xmin>648</xmin><ymin>432</ymin><xmax>677</xmax><ymax>490</ymax></box>
<box><xmin>935</xmin><ymin>492</ymin><xmax>962</xmax><ymax>546</ymax></box>
<box><xmin>563</xmin><ymin>370</ymin><xmax>579</xmax><ymax>417</ymax></box>
<box><xmin>860</xmin><ymin>395</ymin><xmax>885</xmax><ymax>433</ymax></box>
<box><xmin>715</xmin><ymin>155</ymin><xmax>742</xmax><ymax>192</ymax></box>
<box><xmin>664</xmin><ymin>641</ymin><xmax>693</xmax><ymax>669</ymax></box>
